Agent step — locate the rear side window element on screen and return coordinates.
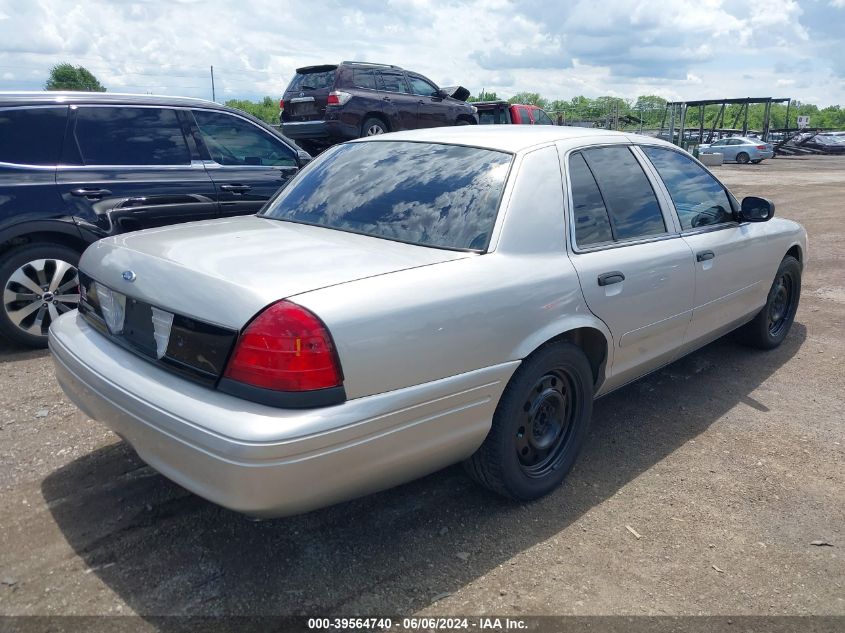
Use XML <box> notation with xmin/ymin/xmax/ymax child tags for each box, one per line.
<box><xmin>569</xmin><ymin>152</ymin><xmax>613</xmax><ymax>246</ymax></box>
<box><xmin>351</xmin><ymin>69</ymin><xmax>378</xmax><ymax>90</ymax></box>
<box><xmin>516</xmin><ymin>107</ymin><xmax>532</xmax><ymax>124</ymax></box>
<box><xmin>287</xmin><ymin>69</ymin><xmax>336</xmax><ymax>91</ymax></box>
<box><xmin>74</xmin><ymin>107</ymin><xmax>190</xmax><ymax>166</ymax></box>
<box><xmin>379</xmin><ymin>71</ymin><xmax>410</xmax><ymax>94</ymax></box>
<box><xmin>0</xmin><ymin>107</ymin><xmax>67</xmax><ymax>166</ymax></box>
<box><xmin>580</xmin><ymin>146</ymin><xmax>666</xmax><ymax>241</ymax></box>
<box><xmin>642</xmin><ymin>146</ymin><xmax>733</xmax><ymax>229</ymax></box>
<box><xmin>193</xmin><ymin>110</ymin><xmax>296</xmax><ymax>166</ymax></box>
<box><xmin>263</xmin><ymin>141</ymin><xmax>512</xmax><ymax>251</ymax></box>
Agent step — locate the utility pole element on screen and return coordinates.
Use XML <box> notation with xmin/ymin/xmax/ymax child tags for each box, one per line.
<box><xmin>210</xmin><ymin>65</ymin><xmax>216</xmax><ymax>102</ymax></box>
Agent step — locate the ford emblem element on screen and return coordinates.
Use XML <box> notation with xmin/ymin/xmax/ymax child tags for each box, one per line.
<box><xmin>122</xmin><ymin>270</ymin><xmax>137</xmax><ymax>282</ymax></box>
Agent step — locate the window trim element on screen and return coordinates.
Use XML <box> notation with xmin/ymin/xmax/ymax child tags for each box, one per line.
<box><xmin>632</xmin><ymin>143</ymin><xmax>742</xmax><ymax>235</ymax></box>
<box><xmin>69</xmin><ymin>103</ymin><xmax>193</xmax><ymax>168</ymax></box>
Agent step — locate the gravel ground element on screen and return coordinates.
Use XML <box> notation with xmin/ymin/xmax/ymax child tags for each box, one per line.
<box><xmin>0</xmin><ymin>155</ymin><xmax>842</xmax><ymax>622</ymax></box>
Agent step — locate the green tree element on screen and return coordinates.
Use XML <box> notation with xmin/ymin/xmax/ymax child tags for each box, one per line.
<box><xmin>225</xmin><ymin>97</ymin><xmax>280</xmax><ymax>125</ymax></box>
<box><xmin>508</xmin><ymin>92</ymin><xmax>548</xmax><ymax>108</ymax></box>
<box><xmin>45</xmin><ymin>63</ymin><xmax>106</xmax><ymax>92</ymax></box>
<box><xmin>468</xmin><ymin>90</ymin><xmax>499</xmax><ymax>102</ymax></box>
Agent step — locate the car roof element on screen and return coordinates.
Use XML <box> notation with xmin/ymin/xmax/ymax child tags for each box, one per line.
<box><xmin>0</xmin><ymin>91</ymin><xmax>229</xmax><ymax>110</ymax></box>
<box><xmin>350</xmin><ymin>125</ymin><xmax>676</xmax><ymax>154</ymax></box>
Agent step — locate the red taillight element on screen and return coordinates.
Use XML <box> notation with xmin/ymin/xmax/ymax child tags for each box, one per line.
<box><xmin>756</xmin><ymin>145</ymin><xmax>766</xmax><ymax>150</ymax></box>
<box><xmin>279</xmin><ymin>99</ymin><xmax>285</xmax><ymax>111</ymax></box>
<box><xmin>326</xmin><ymin>93</ymin><xmax>340</xmax><ymax>105</ymax></box>
<box><xmin>224</xmin><ymin>301</ymin><xmax>342</xmax><ymax>392</ymax></box>
<box><xmin>326</xmin><ymin>90</ymin><xmax>352</xmax><ymax>106</ymax></box>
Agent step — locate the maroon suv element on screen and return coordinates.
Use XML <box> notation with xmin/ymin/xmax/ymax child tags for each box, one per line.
<box><xmin>280</xmin><ymin>61</ymin><xmax>477</xmax><ymax>154</ymax></box>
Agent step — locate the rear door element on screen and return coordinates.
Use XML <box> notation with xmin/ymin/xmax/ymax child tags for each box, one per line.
<box><xmin>377</xmin><ymin>70</ymin><xmax>419</xmax><ymax>130</ymax></box>
<box><xmin>406</xmin><ymin>73</ymin><xmax>450</xmax><ymax>128</ymax></box>
<box><xmin>191</xmin><ymin>109</ymin><xmax>299</xmax><ymax>217</ymax></box>
<box><xmin>56</xmin><ymin>105</ymin><xmax>218</xmax><ymax>237</ymax></box>
<box><xmin>638</xmin><ymin>145</ymin><xmax>771</xmax><ymax>348</ymax></box>
<box><xmin>0</xmin><ymin>106</ymin><xmax>69</xmax><ymax>234</ymax></box>
<box><xmin>562</xmin><ymin>144</ymin><xmax>695</xmax><ymax>389</ymax></box>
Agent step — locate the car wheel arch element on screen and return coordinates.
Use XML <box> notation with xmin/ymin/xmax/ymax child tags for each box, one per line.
<box><xmin>786</xmin><ymin>244</ymin><xmax>803</xmax><ymax>266</ymax></box>
<box><xmin>513</xmin><ymin>322</ymin><xmax>612</xmax><ymax>392</ymax></box>
<box><xmin>361</xmin><ymin>113</ymin><xmax>389</xmax><ymax>135</ymax></box>
<box><xmin>456</xmin><ymin>115</ymin><xmax>477</xmax><ymax>125</ymax></box>
<box><xmin>1</xmin><ymin>225</ymin><xmax>89</xmax><ymax>261</ymax></box>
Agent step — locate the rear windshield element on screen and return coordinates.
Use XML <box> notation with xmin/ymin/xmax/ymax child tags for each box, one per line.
<box><xmin>262</xmin><ymin>141</ymin><xmax>512</xmax><ymax>251</ymax></box>
<box><xmin>287</xmin><ymin>69</ymin><xmax>336</xmax><ymax>92</ymax></box>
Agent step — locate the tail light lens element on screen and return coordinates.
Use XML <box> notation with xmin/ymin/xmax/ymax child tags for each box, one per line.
<box><xmin>326</xmin><ymin>90</ymin><xmax>353</xmax><ymax>106</ymax></box>
<box><xmin>223</xmin><ymin>301</ymin><xmax>342</xmax><ymax>392</ymax></box>
<box><xmin>279</xmin><ymin>99</ymin><xmax>285</xmax><ymax>111</ymax></box>
<box><xmin>756</xmin><ymin>145</ymin><xmax>767</xmax><ymax>150</ymax></box>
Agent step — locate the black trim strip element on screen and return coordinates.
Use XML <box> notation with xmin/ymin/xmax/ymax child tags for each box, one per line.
<box><xmin>217</xmin><ymin>378</ymin><xmax>347</xmax><ymax>409</ymax></box>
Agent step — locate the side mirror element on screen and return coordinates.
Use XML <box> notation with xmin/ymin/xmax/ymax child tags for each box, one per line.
<box><xmin>435</xmin><ymin>89</ymin><xmax>448</xmax><ymax>99</ymax></box>
<box><xmin>296</xmin><ymin>149</ymin><xmax>312</xmax><ymax>165</ymax></box>
<box><xmin>739</xmin><ymin>196</ymin><xmax>775</xmax><ymax>222</ymax></box>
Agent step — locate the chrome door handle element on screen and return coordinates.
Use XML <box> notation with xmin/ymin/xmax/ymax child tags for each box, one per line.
<box><xmin>220</xmin><ymin>184</ymin><xmax>251</xmax><ymax>193</ymax></box>
<box><xmin>697</xmin><ymin>250</ymin><xmax>715</xmax><ymax>262</ymax></box>
<box><xmin>70</xmin><ymin>188</ymin><xmax>111</xmax><ymax>199</ymax></box>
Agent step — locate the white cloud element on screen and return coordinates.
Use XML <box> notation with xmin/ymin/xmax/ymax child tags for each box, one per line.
<box><xmin>0</xmin><ymin>0</ymin><xmax>843</xmax><ymax>106</ymax></box>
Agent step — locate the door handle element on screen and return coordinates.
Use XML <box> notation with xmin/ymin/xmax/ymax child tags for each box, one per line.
<box><xmin>220</xmin><ymin>184</ymin><xmax>251</xmax><ymax>193</ymax></box>
<box><xmin>696</xmin><ymin>250</ymin><xmax>715</xmax><ymax>262</ymax></box>
<box><xmin>382</xmin><ymin>96</ymin><xmax>391</xmax><ymax>101</ymax></box>
<box><xmin>597</xmin><ymin>271</ymin><xmax>625</xmax><ymax>286</ymax></box>
<box><xmin>70</xmin><ymin>188</ymin><xmax>111</xmax><ymax>199</ymax></box>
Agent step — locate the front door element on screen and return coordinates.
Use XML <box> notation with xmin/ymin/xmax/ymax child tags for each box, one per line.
<box><xmin>563</xmin><ymin>145</ymin><xmax>695</xmax><ymax>389</ymax></box>
<box><xmin>406</xmin><ymin>74</ymin><xmax>450</xmax><ymax>128</ymax></box>
<box><xmin>377</xmin><ymin>71</ymin><xmax>419</xmax><ymax>131</ymax></box>
<box><xmin>57</xmin><ymin>105</ymin><xmax>218</xmax><ymax>237</ymax></box>
<box><xmin>637</xmin><ymin>145</ymin><xmax>771</xmax><ymax>350</ymax></box>
<box><xmin>190</xmin><ymin>109</ymin><xmax>299</xmax><ymax>217</ymax></box>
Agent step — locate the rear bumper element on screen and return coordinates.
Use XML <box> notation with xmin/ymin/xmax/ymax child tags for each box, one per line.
<box><xmin>49</xmin><ymin>312</ymin><xmax>514</xmax><ymax>517</ymax></box>
<box><xmin>281</xmin><ymin>120</ymin><xmax>357</xmax><ymax>144</ymax></box>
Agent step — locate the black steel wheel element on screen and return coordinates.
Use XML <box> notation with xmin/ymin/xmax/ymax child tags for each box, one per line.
<box><xmin>736</xmin><ymin>255</ymin><xmax>801</xmax><ymax>350</ymax></box>
<box><xmin>465</xmin><ymin>342</ymin><xmax>594</xmax><ymax>501</ymax></box>
<box><xmin>736</xmin><ymin>151</ymin><xmax>750</xmax><ymax>164</ymax></box>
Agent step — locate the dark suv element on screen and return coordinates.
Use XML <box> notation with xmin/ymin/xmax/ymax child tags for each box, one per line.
<box><xmin>0</xmin><ymin>92</ymin><xmax>309</xmax><ymax>347</ymax></box>
<box><xmin>280</xmin><ymin>61</ymin><xmax>477</xmax><ymax>153</ymax></box>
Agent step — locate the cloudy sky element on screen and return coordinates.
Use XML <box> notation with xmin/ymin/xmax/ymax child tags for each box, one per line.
<box><xmin>1</xmin><ymin>0</ymin><xmax>844</xmax><ymax>107</ymax></box>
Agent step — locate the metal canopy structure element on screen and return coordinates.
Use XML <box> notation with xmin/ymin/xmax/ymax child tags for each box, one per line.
<box><xmin>659</xmin><ymin>97</ymin><xmax>792</xmax><ymax>146</ymax></box>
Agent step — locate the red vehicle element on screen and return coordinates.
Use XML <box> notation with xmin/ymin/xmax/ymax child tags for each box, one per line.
<box><xmin>474</xmin><ymin>101</ymin><xmax>555</xmax><ymax>125</ymax></box>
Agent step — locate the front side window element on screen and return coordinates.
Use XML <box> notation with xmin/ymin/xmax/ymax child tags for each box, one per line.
<box><xmin>0</xmin><ymin>107</ymin><xmax>67</xmax><ymax>165</ymax></box>
<box><xmin>262</xmin><ymin>141</ymin><xmax>512</xmax><ymax>251</ymax></box>
<box><xmin>580</xmin><ymin>146</ymin><xmax>666</xmax><ymax>240</ymax></box>
<box><xmin>533</xmin><ymin>109</ymin><xmax>554</xmax><ymax>125</ymax></box>
<box><xmin>407</xmin><ymin>75</ymin><xmax>438</xmax><ymax>97</ymax></box>
<box><xmin>641</xmin><ymin>146</ymin><xmax>733</xmax><ymax>229</ymax></box>
<box><xmin>74</xmin><ymin>107</ymin><xmax>190</xmax><ymax>166</ymax></box>
<box><xmin>193</xmin><ymin>110</ymin><xmax>296</xmax><ymax>167</ymax></box>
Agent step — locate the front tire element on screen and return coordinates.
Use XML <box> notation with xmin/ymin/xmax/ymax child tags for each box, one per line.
<box><xmin>736</xmin><ymin>152</ymin><xmax>750</xmax><ymax>164</ymax></box>
<box><xmin>0</xmin><ymin>243</ymin><xmax>80</xmax><ymax>348</ymax></box>
<box><xmin>736</xmin><ymin>255</ymin><xmax>801</xmax><ymax>350</ymax></box>
<box><xmin>464</xmin><ymin>342</ymin><xmax>594</xmax><ymax>501</ymax></box>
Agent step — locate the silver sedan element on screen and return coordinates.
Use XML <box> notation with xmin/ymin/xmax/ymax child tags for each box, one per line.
<box><xmin>699</xmin><ymin>136</ymin><xmax>775</xmax><ymax>163</ymax></box>
<box><xmin>50</xmin><ymin>126</ymin><xmax>807</xmax><ymax>517</ymax></box>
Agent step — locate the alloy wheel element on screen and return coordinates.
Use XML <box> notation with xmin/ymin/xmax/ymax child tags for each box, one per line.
<box><xmin>366</xmin><ymin>124</ymin><xmax>385</xmax><ymax>136</ymax></box>
<box><xmin>3</xmin><ymin>258</ymin><xmax>79</xmax><ymax>337</ymax></box>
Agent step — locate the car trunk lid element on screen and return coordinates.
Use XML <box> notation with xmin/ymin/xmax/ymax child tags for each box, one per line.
<box><xmin>79</xmin><ymin>215</ymin><xmax>472</xmax><ymax>331</ymax></box>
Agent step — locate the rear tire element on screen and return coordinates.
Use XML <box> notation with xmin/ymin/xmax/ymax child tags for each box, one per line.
<box><xmin>464</xmin><ymin>342</ymin><xmax>594</xmax><ymax>501</ymax></box>
<box><xmin>361</xmin><ymin>117</ymin><xmax>388</xmax><ymax>137</ymax></box>
<box><xmin>736</xmin><ymin>152</ymin><xmax>750</xmax><ymax>164</ymax></box>
<box><xmin>736</xmin><ymin>255</ymin><xmax>801</xmax><ymax>350</ymax></box>
<box><xmin>0</xmin><ymin>243</ymin><xmax>81</xmax><ymax>348</ymax></box>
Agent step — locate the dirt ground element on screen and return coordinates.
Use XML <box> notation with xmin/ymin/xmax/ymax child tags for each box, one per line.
<box><xmin>0</xmin><ymin>155</ymin><xmax>842</xmax><ymax>625</ymax></box>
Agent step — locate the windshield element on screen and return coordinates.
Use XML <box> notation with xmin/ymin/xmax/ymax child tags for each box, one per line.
<box><xmin>262</xmin><ymin>141</ymin><xmax>512</xmax><ymax>251</ymax></box>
